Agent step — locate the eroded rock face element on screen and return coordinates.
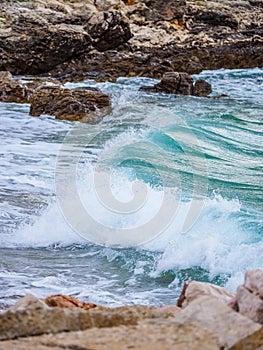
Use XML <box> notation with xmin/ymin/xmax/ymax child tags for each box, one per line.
<box><xmin>193</xmin><ymin>79</ymin><xmax>213</xmax><ymax>97</ymax></box>
<box><xmin>237</xmin><ymin>269</ymin><xmax>263</xmax><ymax>324</ymax></box>
<box><xmin>29</xmin><ymin>85</ymin><xmax>112</xmax><ymax>122</ymax></box>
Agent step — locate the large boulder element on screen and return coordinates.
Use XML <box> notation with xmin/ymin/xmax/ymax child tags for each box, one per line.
<box><xmin>237</xmin><ymin>269</ymin><xmax>263</xmax><ymax>324</ymax></box>
<box><xmin>177</xmin><ymin>295</ymin><xmax>261</xmax><ymax>349</ymax></box>
<box><xmin>177</xmin><ymin>280</ymin><xmax>236</xmax><ymax>309</ymax></box>
<box><xmin>29</xmin><ymin>85</ymin><xmax>112</xmax><ymax>123</ymax></box>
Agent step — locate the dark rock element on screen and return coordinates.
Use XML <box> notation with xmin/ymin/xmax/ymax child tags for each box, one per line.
<box><xmin>142</xmin><ymin>0</ymin><xmax>186</xmax><ymax>22</ymax></box>
<box><xmin>29</xmin><ymin>85</ymin><xmax>112</xmax><ymax>123</ymax></box>
<box><xmin>0</xmin><ymin>71</ymin><xmax>28</xmax><ymax>103</ymax></box>
<box><xmin>85</xmin><ymin>11</ymin><xmax>132</xmax><ymax>51</ymax></box>
<box><xmin>156</xmin><ymin>72</ymin><xmax>194</xmax><ymax>95</ymax></box>
<box><xmin>193</xmin><ymin>79</ymin><xmax>212</xmax><ymax>97</ymax></box>
<box><xmin>195</xmin><ymin>11</ymin><xmax>238</xmax><ymax>29</ymax></box>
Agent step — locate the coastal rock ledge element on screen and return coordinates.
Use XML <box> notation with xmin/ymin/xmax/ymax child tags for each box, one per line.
<box><xmin>0</xmin><ymin>270</ymin><xmax>263</xmax><ymax>349</ymax></box>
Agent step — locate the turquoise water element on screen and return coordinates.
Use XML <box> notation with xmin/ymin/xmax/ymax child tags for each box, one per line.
<box><xmin>0</xmin><ymin>68</ymin><xmax>262</xmax><ymax>309</ymax></box>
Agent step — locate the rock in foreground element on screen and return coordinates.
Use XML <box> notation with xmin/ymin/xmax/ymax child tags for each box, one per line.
<box><xmin>29</xmin><ymin>85</ymin><xmax>112</xmax><ymax>122</ymax></box>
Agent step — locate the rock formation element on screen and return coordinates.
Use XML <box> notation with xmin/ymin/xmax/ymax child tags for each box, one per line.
<box><xmin>0</xmin><ymin>0</ymin><xmax>262</xmax><ymax>81</ymax></box>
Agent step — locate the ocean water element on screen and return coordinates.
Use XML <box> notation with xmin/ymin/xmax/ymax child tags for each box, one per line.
<box><xmin>0</xmin><ymin>68</ymin><xmax>262</xmax><ymax>309</ymax></box>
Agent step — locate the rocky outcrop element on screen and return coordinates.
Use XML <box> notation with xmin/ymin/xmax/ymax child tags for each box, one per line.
<box><xmin>237</xmin><ymin>269</ymin><xmax>263</xmax><ymax>324</ymax></box>
<box><xmin>29</xmin><ymin>85</ymin><xmax>112</xmax><ymax>122</ymax></box>
<box><xmin>140</xmin><ymin>72</ymin><xmax>212</xmax><ymax>97</ymax></box>
<box><xmin>0</xmin><ymin>1</ymin><xmax>131</xmax><ymax>75</ymax></box>
<box><xmin>1</xmin><ymin>0</ymin><xmax>262</xmax><ymax>81</ymax></box>
<box><xmin>0</xmin><ymin>294</ymin><xmax>176</xmax><ymax>341</ymax></box>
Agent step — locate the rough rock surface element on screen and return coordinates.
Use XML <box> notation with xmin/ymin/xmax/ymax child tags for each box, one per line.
<box><xmin>177</xmin><ymin>295</ymin><xmax>261</xmax><ymax>349</ymax></box>
<box><xmin>177</xmin><ymin>280</ymin><xmax>236</xmax><ymax>308</ymax></box>
<box><xmin>140</xmin><ymin>72</ymin><xmax>212</xmax><ymax>97</ymax></box>
<box><xmin>29</xmin><ymin>85</ymin><xmax>112</xmax><ymax>122</ymax></box>
<box><xmin>0</xmin><ymin>294</ymin><xmax>176</xmax><ymax>341</ymax></box>
<box><xmin>229</xmin><ymin>326</ymin><xmax>263</xmax><ymax>350</ymax></box>
<box><xmin>237</xmin><ymin>269</ymin><xmax>263</xmax><ymax>324</ymax></box>
<box><xmin>1</xmin><ymin>0</ymin><xmax>262</xmax><ymax>80</ymax></box>
<box><xmin>0</xmin><ymin>71</ymin><xmax>28</xmax><ymax>103</ymax></box>
<box><xmin>0</xmin><ymin>319</ymin><xmax>219</xmax><ymax>350</ymax></box>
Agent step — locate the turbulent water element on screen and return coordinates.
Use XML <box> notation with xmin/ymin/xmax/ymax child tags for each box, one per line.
<box><xmin>0</xmin><ymin>68</ymin><xmax>262</xmax><ymax>310</ymax></box>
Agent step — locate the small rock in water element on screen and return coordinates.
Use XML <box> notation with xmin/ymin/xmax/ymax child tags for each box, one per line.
<box><xmin>29</xmin><ymin>85</ymin><xmax>112</xmax><ymax>123</ymax></box>
<box><xmin>44</xmin><ymin>294</ymin><xmax>97</xmax><ymax>310</ymax></box>
<box><xmin>0</xmin><ymin>71</ymin><xmax>28</xmax><ymax>103</ymax></box>
<box><xmin>193</xmin><ymin>78</ymin><xmax>213</xmax><ymax>97</ymax></box>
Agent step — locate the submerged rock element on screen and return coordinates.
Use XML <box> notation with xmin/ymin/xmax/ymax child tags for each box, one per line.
<box><xmin>29</xmin><ymin>85</ymin><xmax>112</xmax><ymax>123</ymax></box>
<box><xmin>237</xmin><ymin>269</ymin><xmax>263</xmax><ymax>324</ymax></box>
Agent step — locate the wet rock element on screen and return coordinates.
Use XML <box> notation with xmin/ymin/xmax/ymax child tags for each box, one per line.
<box><xmin>29</xmin><ymin>85</ymin><xmax>112</xmax><ymax>123</ymax></box>
<box><xmin>0</xmin><ymin>71</ymin><xmax>28</xmax><ymax>103</ymax></box>
<box><xmin>0</xmin><ymin>294</ymin><xmax>176</xmax><ymax>341</ymax></box>
<box><xmin>193</xmin><ymin>79</ymin><xmax>212</xmax><ymax>97</ymax></box>
<box><xmin>44</xmin><ymin>294</ymin><xmax>97</xmax><ymax>310</ymax></box>
<box><xmin>177</xmin><ymin>295</ymin><xmax>261</xmax><ymax>349</ymax></box>
<box><xmin>85</xmin><ymin>11</ymin><xmax>132</xmax><ymax>51</ymax></box>
<box><xmin>156</xmin><ymin>72</ymin><xmax>194</xmax><ymax>95</ymax></box>
<box><xmin>0</xmin><ymin>319</ymin><xmax>219</xmax><ymax>350</ymax></box>
<box><xmin>177</xmin><ymin>280</ymin><xmax>236</xmax><ymax>308</ymax></box>
<box><xmin>237</xmin><ymin>269</ymin><xmax>263</xmax><ymax>324</ymax></box>
<box><xmin>140</xmin><ymin>72</ymin><xmax>212</xmax><ymax>97</ymax></box>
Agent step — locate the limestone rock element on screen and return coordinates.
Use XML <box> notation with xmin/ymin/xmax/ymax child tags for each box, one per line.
<box><xmin>44</xmin><ymin>294</ymin><xmax>97</xmax><ymax>310</ymax></box>
<box><xmin>193</xmin><ymin>79</ymin><xmax>212</xmax><ymax>97</ymax></box>
<box><xmin>0</xmin><ymin>319</ymin><xmax>219</xmax><ymax>350</ymax></box>
<box><xmin>0</xmin><ymin>294</ymin><xmax>176</xmax><ymax>341</ymax></box>
<box><xmin>0</xmin><ymin>71</ymin><xmax>27</xmax><ymax>103</ymax></box>
<box><xmin>176</xmin><ymin>295</ymin><xmax>261</xmax><ymax>349</ymax></box>
<box><xmin>237</xmin><ymin>270</ymin><xmax>263</xmax><ymax>324</ymax></box>
<box><xmin>177</xmin><ymin>280</ymin><xmax>235</xmax><ymax>308</ymax></box>
<box><xmin>228</xmin><ymin>326</ymin><xmax>263</xmax><ymax>350</ymax></box>
<box><xmin>29</xmin><ymin>85</ymin><xmax>112</xmax><ymax>123</ymax></box>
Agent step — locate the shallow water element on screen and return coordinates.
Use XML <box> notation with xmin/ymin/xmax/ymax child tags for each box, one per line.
<box><xmin>0</xmin><ymin>68</ymin><xmax>262</xmax><ymax>309</ymax></box>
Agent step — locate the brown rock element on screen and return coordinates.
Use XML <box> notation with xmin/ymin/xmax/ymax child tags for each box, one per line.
<box><xmin>44</xmin><ymin>294</ymin><xmax>97</xmax><ymax>310</ymax></box>
<box><xmin>193</xmin><ymin>79</ymin><xmax>212</xmax><ymax>97</ymax></box>
<box><xmin>176</xmin><ymin>295</ymin><xmax>261</xmax><ymax>349</ymax></box>
<box><xmin>157</xmin><ymin>72</ymin><xmax>194</xmax><ymax>95</ymax></box>
<box><xmin>237</xmin><ymin>269</ymin><xmax>263</xmax><ymax>324</ymax></box>
<box><xmin>0</xmin><ymin>294</ymin><xmax>176</xmax><ymax>341</ymax></box>
<box><xmin>0</xmin><ymin>319</ymin><xmax>219</xmax><ymax>350</ymax></box>
<box><xmin>29</xmin><ymin>85</ymin><xmax>112</xmax><ymax>123</ymax></box>
<box><xmin>228</xmin><ymin>326</ymin><xmax>263</xmax><ymax>350</ymax></box>
<box><xmin>177</xmin><ymin>280</ymin><xmax>235</xmax><ymax>308</ymax></box>
<box><xmin>84</xmin><ymin>11</ymin><xmax>132</xmax><ymax>51</ymax></box>
<box><xmin>0</xmin><ymin>71</ymin><xmax>27</xmax><ymax>103</ymax></box>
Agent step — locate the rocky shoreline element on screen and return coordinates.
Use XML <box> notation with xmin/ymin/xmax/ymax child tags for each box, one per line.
<box><xmin>0</xmin><ymin>269</ymin><xmax>262</xmax><ymax>349</ymax></box>
<box><xmin>0</xmin><ymin>0</ymin><xmax>263</xmax><ymax>83</ymax></box>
